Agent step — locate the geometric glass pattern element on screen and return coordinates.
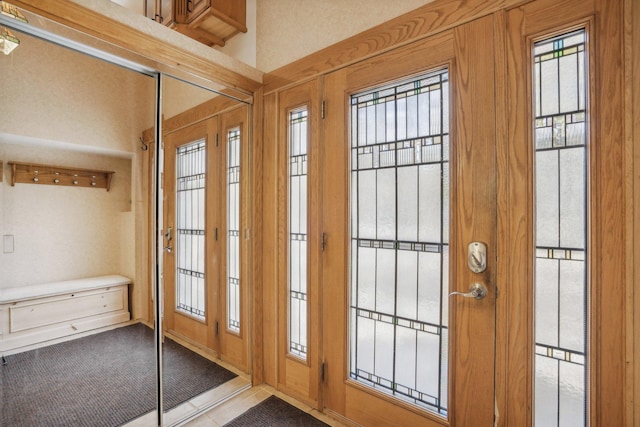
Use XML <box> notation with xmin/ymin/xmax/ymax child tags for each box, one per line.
<box><xmin>227</xmin><ymin>128</ymin><xmax>241</xmax><ymax>333</ymax></box>
<box><xmin>288</xmin><ymin>108</ymin><xmax>308</xmax><ymax>359</ymax></box>
<box><xmin>533</xmin><ymin>29</ymin><xmax>587</xmax><ymax>427</ymax></box>
<box><xmin>349</xmin><ymin>69</ymin><xmax>450</xmax><ymax>415</ymax></box>
<box><xmin>175</xmin><ymin>139</ymin><xmax>206</xmax><ymax>319</ymax></box>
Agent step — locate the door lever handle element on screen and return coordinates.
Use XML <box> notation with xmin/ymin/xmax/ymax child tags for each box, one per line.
<box><xmin>449</xmin><ymin>282</ymin><xmax>487</xmax><ymax>300</ymax></box>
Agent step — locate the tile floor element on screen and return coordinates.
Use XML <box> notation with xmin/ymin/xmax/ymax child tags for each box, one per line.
<box><xmin>125</xmin><ymin>378</ymin><xmax>344</xmax><ymax>427</ymax></box>
<box><xmin>184</xmin><ymin>384</ymin><xmax>344</xmax><ymax>427</ymax></box>
<box><xmin>123</xmin><ymin>339</ymin><xmax>344</xmax><ymax>427</ymax></box>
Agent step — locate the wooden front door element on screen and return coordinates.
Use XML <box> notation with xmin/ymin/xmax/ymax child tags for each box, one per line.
<box><xmin>322</xmin><ymin>16</ymin><xmax>497</xmax><ymax>426</ymax></box>
<box><xmin>163</xmin><ymin>117</ymin><xmax>220</xmax><ymax>350</ymax></box>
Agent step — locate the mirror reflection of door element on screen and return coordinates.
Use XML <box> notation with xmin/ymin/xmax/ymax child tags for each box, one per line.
<box><xmin>0</xmin><ymin>14</ymin><xmax>253</xmax><ymax>427</ymax></box>
<box><xmin>160</xmin><ymin>76</ymin><xmax>253</xmax><ymax>418</ymax></box>
<box><xmin>163</xmin><ymin>117</ymin><xmax>219</xmax><ymax>349</ymax></box>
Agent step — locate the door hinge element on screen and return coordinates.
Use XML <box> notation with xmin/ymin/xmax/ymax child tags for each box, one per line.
<box><xmin>321</xmin><ymin>100</ymin><xmax>325</xmax><ymax>119</ymax></box>
<box><xmin>321</xmin><ymin>232</ymin><xmax>327</xmax><ymax>252</ymax></box>
<box><xmin>215</xmin><ymin>320</ymin><xmax>219</xmax><ymax>336</ymax></box>
<box><xmin>321</xmin><ymin>362</ymin><xmax>326</xmax><ymax>382</ymax></box>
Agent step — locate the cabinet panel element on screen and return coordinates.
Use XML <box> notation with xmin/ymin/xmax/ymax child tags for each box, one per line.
<box><xmin>175</xmin><ymin>0</ymin><xmax>246</xmax><ymax>47</ymax></box>
<box><xmin>9</xmin><ymin>288</ymin><xmax>126</xmax><ymax>333</ymax></box>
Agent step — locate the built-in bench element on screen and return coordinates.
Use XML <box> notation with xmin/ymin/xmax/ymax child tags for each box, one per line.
<box><xmin>0</xmin><ymin>275</ymin><xmax>131</xmax><ymax>355</ymax></box>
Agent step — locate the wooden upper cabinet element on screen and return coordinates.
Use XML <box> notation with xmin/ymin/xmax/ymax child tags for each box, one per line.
<box><xmin>146</xmin><ymin>0</ymin><xmax>175</xmax><ymax>27</ymax></box>
<box><xmin>174</xmin><ymin>0</ymin><xmax>247</xmax><ymax>47</ymax></box>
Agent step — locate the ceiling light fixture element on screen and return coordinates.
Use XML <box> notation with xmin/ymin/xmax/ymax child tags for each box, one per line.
<box><xmin>0</xmin><ymin>2</ymin><xmax>26</xmax><ymax>55</ymax></box>
<box><xmin>1</xmin><ymin>1</ymin><xmax>27</xmax><ymax>23</ymax></box>
<box><xmin>0</xmin><ymin>25</ymin><xmax>19</xmax><ymax>54</ymax></box>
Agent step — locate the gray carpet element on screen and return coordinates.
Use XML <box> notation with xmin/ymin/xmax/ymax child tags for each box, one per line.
<box><xmin>224</xmin><ymin>396</ymin><xmax>329</xmax><ymax>427</ymax></box>
<box><xmin>0</xmin><ymin>323</ymin><xmax>237</xmax><ymax>426</ymax></box>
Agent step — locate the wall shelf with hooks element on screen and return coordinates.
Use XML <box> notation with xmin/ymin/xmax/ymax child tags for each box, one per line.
<box><xmin>8</xmin><ymin>162</ymin><xmax>115</xmax><ymax>191</ymax></box>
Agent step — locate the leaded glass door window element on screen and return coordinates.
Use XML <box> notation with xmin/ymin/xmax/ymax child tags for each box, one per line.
<box><xmin>226</xmin><ymin>127</ymin><xmax>241</xmax><ymax>333</ymax></box>
<box><xmin>349</xmin><ymin>70</ymin><xmax>450</xmax><ymax>413</ymax></box>
<box><xmin>288</xmin><ymin>107</ymin><xmax>309</xmax><ymax>359</ymax></box>
<box><xmin>176</xmin><ymin>139</ymin><xmax>206</xmax><ymax>319</ymax></box>
<box><xmin>533</xmin><ymin>29</ymin><xmax>588</xmax><ymax>427</ymax></box>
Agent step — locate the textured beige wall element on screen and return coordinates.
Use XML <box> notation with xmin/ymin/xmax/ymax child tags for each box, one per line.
<box><xmin>217</xmin><ymin>0</ymin><xmax>257</xmax><ymax>67</ymax></box>
<box><xmin>256</xmin><ymin>0</ymin><xmax>434</xmax><ymax>72</ymax></box>
<box><xmin>162</xmin><ymin>76</ymin><xmax>220</xmax><ymax>119</ymax></box>
<box><xmin>0</xmin><ymin>30</ymin><xmax>155</xmax><ymax>154</ymax></box>
<box><xmin>0</xmin><ymin>27</ymin><xmax>152</xmax><ymax>315</ymax></box>
<box><xmin>0</xmin><ymin>143</ymin><xmax>133</xmax><ymax>288</ymax></box>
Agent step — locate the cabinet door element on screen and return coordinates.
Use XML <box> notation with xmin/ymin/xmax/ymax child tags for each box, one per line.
<box><xmin>184</xmin><ymin>0</ymin><xmax>210</xmax><ymax>24</ymax></box>
<box><xmin>146</xmin><ymin>0</ymin><xmax>174</xmax><ymax>27</ymax></box>
<box><xmin>160</xmin><ymin>0</ymin><xmax>174</xmax><ymax>27</ymax></box>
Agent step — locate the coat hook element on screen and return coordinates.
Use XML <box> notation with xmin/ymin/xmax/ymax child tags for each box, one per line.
<box><xmin>139</xmin><ymin>136</ymin><xmax>148</xmax><ymax>151</ymax></box>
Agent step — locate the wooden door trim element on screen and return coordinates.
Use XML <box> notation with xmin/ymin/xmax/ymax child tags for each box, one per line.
<box><xmin>251</xmin><ymin>86</ymin><xmax>265</xmax><ymax>386</ymax></box>
<box><xmin>628</xmin><ymin>1</ymin><xmax>640</xmax><ymax>425</ymax></box>
<box><xmin>261</xmin><ymin>90</ymin><xmax>279</xmax><ymax>388</ymax></box>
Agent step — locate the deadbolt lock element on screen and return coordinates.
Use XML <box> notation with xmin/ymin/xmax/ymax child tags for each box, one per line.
<box><xmin>468</xmin><ymin>241</ymin><xmax>487</xmax><ymax>273</ymax></box>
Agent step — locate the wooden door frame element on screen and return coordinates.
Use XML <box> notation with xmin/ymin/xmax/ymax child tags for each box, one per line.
<box><xmin>320</xmin><ymin>16</ymin><xmax>497</xmax><ymax>426</ymax></box>
<box><xmin>218</xmin><ymin>105</ymin><xmax>253</xmax><ymax>373</ymax></box>
<box><xmin>629</xmin><ymin>1</ymin><xmax>640</xmax><ymax>425</ymax></box>
<box><xmin>496</xmin><ymin>1</ymin><xmax>627</xmax><ymax>425</ymax></box>
<box><xmin>261</xmin><ymin>0</ymin><xmax>633</xmax><ymax>426</ymax></box>
<box><xmin>270</xmin><ymin>79</ymin><xmax>324</xmax><ymax>408</ymax></box>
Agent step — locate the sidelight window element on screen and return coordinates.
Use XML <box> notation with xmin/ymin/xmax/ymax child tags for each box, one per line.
<box><xmin>349</xmin><ymin>70</ymin><xmax>450</xmax><ymax>415</ymax></box>
<box><xmin>227</xmin><ymin>128</ymin><xmax>241</xmax><ymax>332</ymax></box>
<box><xmin>288</xmin><ymin>108</ymin><xmax>309</xmax><ymax>359</ymax></box>
<box><xmin>533</xmin><ymin>29</ymin><xmax>587</xmax><ymax>427</ymax></box>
